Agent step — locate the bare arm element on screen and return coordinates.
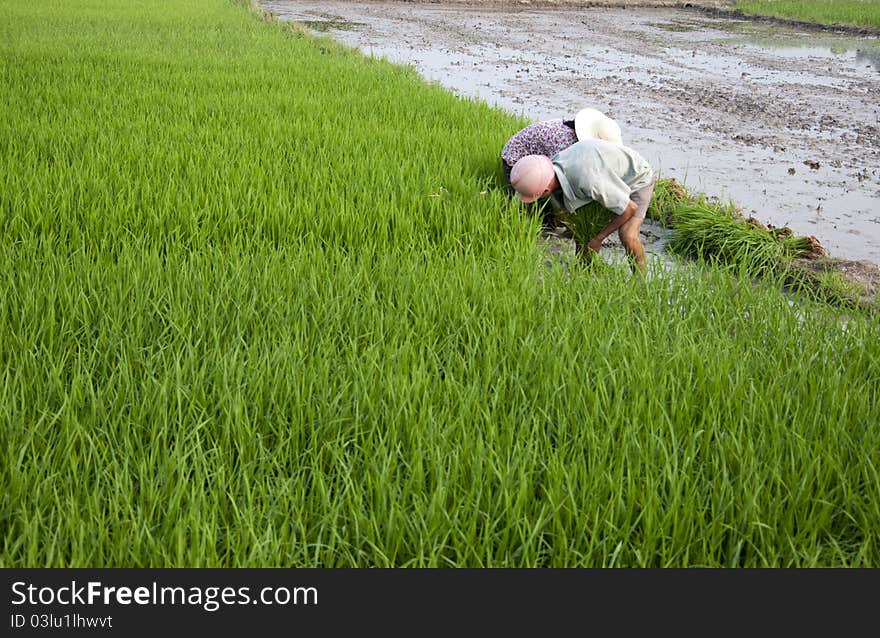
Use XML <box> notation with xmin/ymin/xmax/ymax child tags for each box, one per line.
<box><xmin>581</xmin><ymin>200</ymin><xmax>638</xmax><ymax>254</ymax></box>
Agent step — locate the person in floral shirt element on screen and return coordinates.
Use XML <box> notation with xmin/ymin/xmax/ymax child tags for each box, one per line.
<box><xmin>500</xmin><ymin>108</ymin><xmax>622</xmax><ymax>188</ymax></box>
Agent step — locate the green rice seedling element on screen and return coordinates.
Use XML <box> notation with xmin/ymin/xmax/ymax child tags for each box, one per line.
<box><xmin>774</xmin><ymin>229</ymin><xmax>832</xmax><ymax>266</ymax></box>
<box><xmin>736</xmin><ymin>1</ymin><xmax>880</xmax><ymax>28</ymax></box>
<box><xmin>555</xmin><ymin>202</ymin><xmax>614</xmax><ymax>249</ymax></box>
<box><xmin>553</xmin><ymin>202</ymin><xmax>631</xmax><ymax>271</ymax></box>
<box><xmin>667</xmin><ymin>200</ymin><xmax>809</xmax><ymax>277</ymax></box>
<box><xmin>814</xmin><ymin>270</ymin><xmax>867</xmax><ymax>305</ymax></box>
<box><xmin>555</xmin><ymin>176</ymin><xmax>689</xmax><ymax>247</ymax></box>
<box><xmin>2</xmin><ymin>0</ymin><xmax>880</xmax><ymax>569</ymax></box>
<box><xmin>646</xmin><ymin>176</ymin><xmax>692</xmax><ymax>225</ymax></box>
<box><xmin>784</xmin><ymin>260</ymin><xmax>871</xmax><ymax>309</ymax></box>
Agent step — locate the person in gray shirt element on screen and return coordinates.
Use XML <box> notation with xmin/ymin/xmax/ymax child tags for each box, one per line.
<box><xmin>509</xmin><ymin>138</ymin><xmax>655</xmax><ymax>270</ymax></box>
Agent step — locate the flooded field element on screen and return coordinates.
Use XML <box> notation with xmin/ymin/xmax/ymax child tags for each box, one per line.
<box><xmin>262</xmin><ymin>1</ymin><xmax>880</xmax><ymax>264</ymax></box>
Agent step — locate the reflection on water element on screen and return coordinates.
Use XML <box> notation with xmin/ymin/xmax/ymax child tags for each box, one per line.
<box><xmin>653</xmin><ymin>15</ymin><xmax>880</xmax><ymax>74</ymax></box>
<box><xmin>725</xmin><ymin>32</ymin><xmax>880</xmax><ymax>73</ymax></box>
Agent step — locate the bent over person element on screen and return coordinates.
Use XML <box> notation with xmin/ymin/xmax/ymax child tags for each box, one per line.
<box><xmin>509</xmin><ymin>138</ymin><xmax>655</xmax><ymax>270</ymax></box>
<box><xmin>500</xmin><ymin>108</ymin><xmax>622</xmax><ymax>187</ymax></box>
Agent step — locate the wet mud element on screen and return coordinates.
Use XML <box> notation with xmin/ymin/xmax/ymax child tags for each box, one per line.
<box><xmin>261</xmin><ymin>0</ymin><xmax>880</xmax><ymax>274</ymax></box>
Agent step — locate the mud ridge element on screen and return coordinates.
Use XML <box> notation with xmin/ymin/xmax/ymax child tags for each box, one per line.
<box><xmin>692</xmin><ymin>5</ymin><xmax>880</xmax><ymax>38</ymax></box>
<box><xmin>325</xmin><ymin>0</ymin><xmax>880</xmax><ymax>37</ymax></box>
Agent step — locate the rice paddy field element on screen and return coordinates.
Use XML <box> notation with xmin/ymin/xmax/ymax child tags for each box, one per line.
<box><xmin>2</xmin><ymin>0</ymin><xmax>879</xmax><ymax>568</ymax></box>
<box><xmin>737</xmin><ymin>0</ymin><xmax>880</xmax><ymax>28</ymax></box>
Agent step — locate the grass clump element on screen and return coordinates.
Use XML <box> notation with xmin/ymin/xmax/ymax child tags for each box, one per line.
<box><xmin>785</xmin><ymin>261</ymin><xmax>871</xmax><ymax>309</ymax></box>
<box><xmin>814</xmin><ymin>270</ymin><xmax>867</xmax><ymax>304</ymax></box>
<box><xmin>736</xmin><ymin>1</ymin><xmax>880</xmax><ymax>29</ymax></box>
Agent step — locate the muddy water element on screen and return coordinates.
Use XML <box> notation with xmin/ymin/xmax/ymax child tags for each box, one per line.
<box><xmin>262</xmin><ymin>1</ymin><xmax>880</xmax><ymax>264</ymax></box>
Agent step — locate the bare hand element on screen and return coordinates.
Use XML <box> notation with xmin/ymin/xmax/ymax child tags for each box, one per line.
<box><xmin>586</xmin><ymin>238</ymin><xmax>603</xmax><ymax>254</ymax></box>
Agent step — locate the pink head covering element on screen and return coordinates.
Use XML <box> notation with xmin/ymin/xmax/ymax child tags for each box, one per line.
<box><xmin>510</xmin><ymin>155</ymin><xmax>556</xmax><ymax>203</ymax></box>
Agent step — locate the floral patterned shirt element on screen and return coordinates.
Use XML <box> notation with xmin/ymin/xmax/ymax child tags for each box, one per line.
<box><xmin>501</xmin><ymin>119</ymin><xmax>578</xmax><ymax>167</ymax></box>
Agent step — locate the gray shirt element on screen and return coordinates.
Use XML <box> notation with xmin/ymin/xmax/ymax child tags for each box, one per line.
<box><xmin>550</xmin><ymin>139</ymin><xmax>653</xmax><ymax>214</ymax></box>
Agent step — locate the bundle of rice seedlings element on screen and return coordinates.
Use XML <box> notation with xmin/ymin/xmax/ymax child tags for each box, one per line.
<box><xmin>667</xmin><ymin>201</ymin><xmax>806</xmax><ymax>276</ymax></box>
<box><xmin>555</xmin><ymin>201</ymin><xmax>614</xmax><ymax>249</ymax></box>
<box><xmin>646</xmin><ymin>177</ymin><xmax>691</xmax><ymax>224</ymax></box>
<box><xmin>781</xmin><ymin>234</ymin><xmax>823</xmax><ymax>258</ymax></box>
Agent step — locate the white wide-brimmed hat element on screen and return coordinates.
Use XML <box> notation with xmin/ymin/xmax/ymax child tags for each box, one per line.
<box><xmin>574</xmin><ymin>108</ymin><xmax>623</xmax><ymax>144</ymax></box>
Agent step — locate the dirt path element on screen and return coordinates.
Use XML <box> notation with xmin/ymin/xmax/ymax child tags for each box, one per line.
<box><xmin>262</xmin><ymin>0</ymin><xmax>880</xmax><ymax>264</ymax></box>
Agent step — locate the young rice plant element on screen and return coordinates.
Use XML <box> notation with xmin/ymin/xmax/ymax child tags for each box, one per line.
<box><xmin>2</xmin><ymin>0</ymin><xmax>879</xmax><ymax>568</ymax></box>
